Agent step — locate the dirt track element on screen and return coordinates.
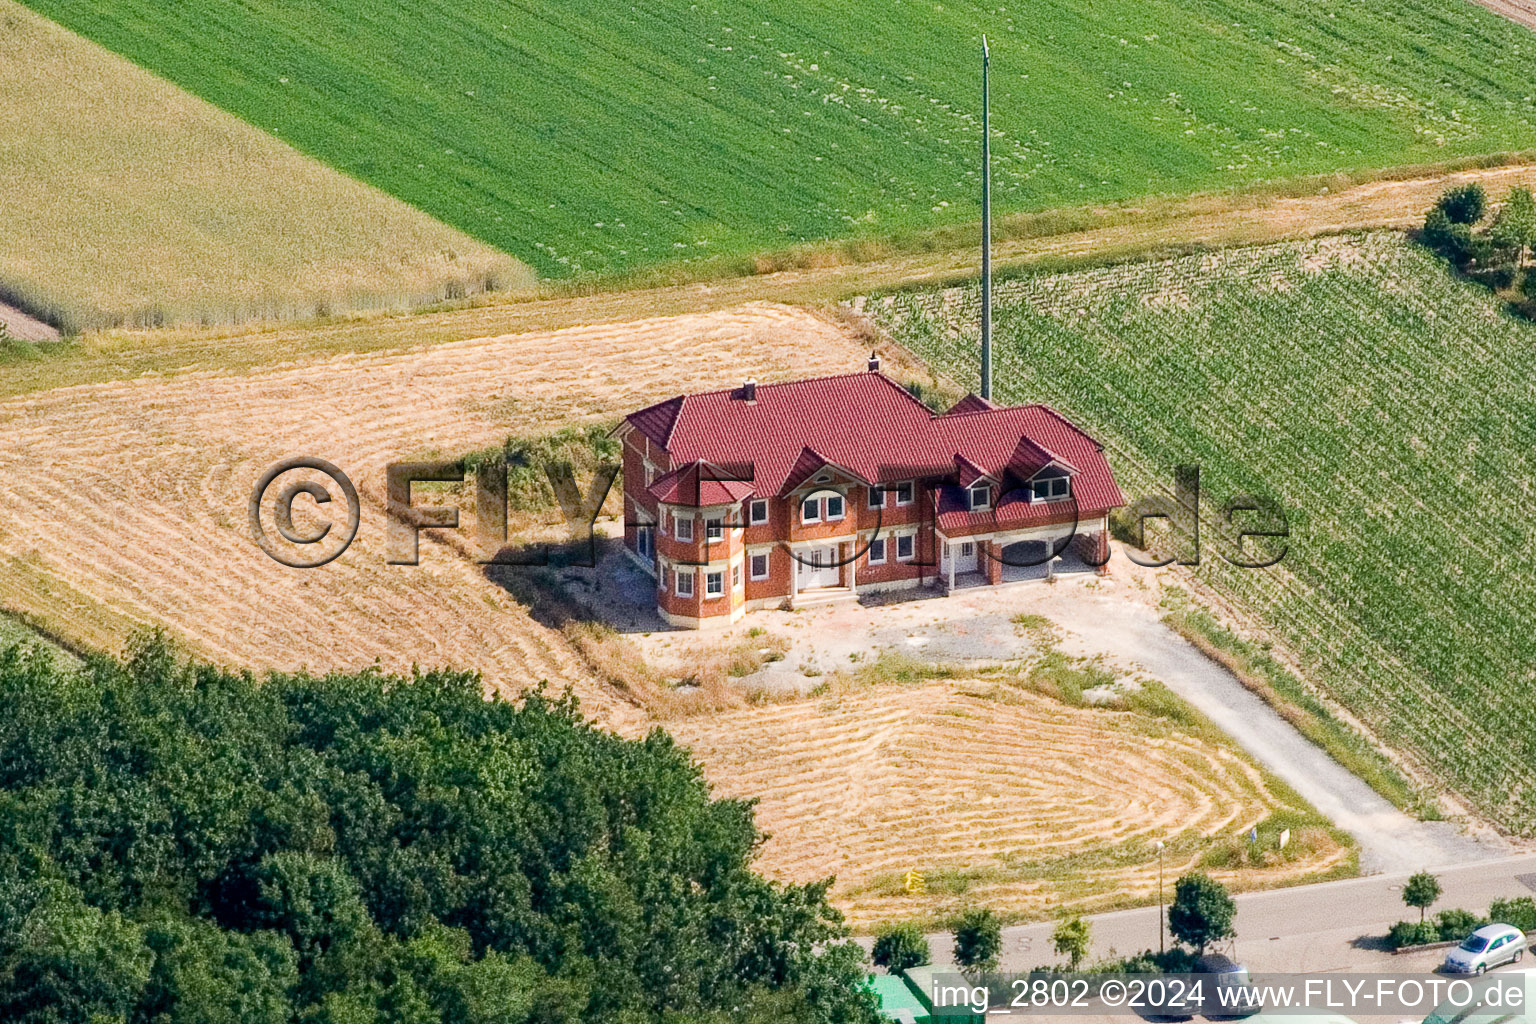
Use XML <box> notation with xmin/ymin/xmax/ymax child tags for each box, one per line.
<box><xmin>1472</xmin><ymin>0</ymin><xmax>1536</xmax><ymax>31</ymax></box>
<box><xmin>14</xmin><ymin>159</ymin><xmax>1536</xmax><ymax>405</ymax></box>
<box><xmin>0</xmin><ymin>301</ymin><xmax>58</xmax><ymax>343</ymax></box>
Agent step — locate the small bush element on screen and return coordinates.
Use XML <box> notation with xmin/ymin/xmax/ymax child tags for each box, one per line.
<box><xmin>1436</xmin><ymin>183</ymin><xmax>1487</xmax><ymax>225</ymax></box>
<box><xmin>1386</xmin><ymin>920</ymin><xmax>1438</xmax><ymax>949</ymax></box>
<box><xmin>1422</xmin><ymin>208</ymin><xmax>1476</xmax><ymax>265</ymax></box>
<box><xmin>1434</xmin><ymin>908</ymin><xmax>1487</xmax><ymax>942</ymax></box>
<box><xmin>871</xmin><ymin>922</ymin><xmax>931</xmax><ymax>973</ymax></box>
<box><xmin>1490</xmin><ymin>896</ymin><xmax>1536</xmax><ymax>933</ymax></box>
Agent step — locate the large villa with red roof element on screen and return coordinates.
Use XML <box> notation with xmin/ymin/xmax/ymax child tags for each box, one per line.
<box><xmin>615</xmin><ymin>355</ymin><xmax>1125</xmax><ymax>629</ymax></box>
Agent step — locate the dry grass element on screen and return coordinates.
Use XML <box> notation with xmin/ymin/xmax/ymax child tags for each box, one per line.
<box><xmin>0</xmin><ymin>302</ymin><xmax>865</xmax><ymax>733</ymax></box>
<box><xmin>0</xmin><ymin>0</ymin><xmax>529</xmax><ymax>335</ymax></box>
<box><xmin>667</xmin><ymin>678</ymin><xmax>1353</xmax><ymax>929</ymax></box>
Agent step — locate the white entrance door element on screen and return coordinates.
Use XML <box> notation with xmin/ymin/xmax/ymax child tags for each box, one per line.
<box><xmin>797</xmin><ymin>545</ymin><xmax>839</xmax><ymax>588</ymax></box>
<box><xmin>952</xmin><ymin>540</ymin><xmax>979</xmax><ymax>574</ymax></box>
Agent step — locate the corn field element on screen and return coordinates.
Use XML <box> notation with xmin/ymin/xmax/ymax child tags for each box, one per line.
<box><xmin>860</xmin><ymin>232</ymin><xmax>1536</xmax><ymax>831</ymax></box>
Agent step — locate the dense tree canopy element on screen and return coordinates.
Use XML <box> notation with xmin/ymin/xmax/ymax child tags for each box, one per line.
<box><xmin>0</xmin><ymin>635</ymin><xmax>878</xmax><ymax>1023</ymax></box>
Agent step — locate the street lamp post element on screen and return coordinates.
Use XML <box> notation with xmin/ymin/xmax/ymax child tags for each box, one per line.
<box><xmin>1155</xmin><ymin>840</ymin><xmax>1166</xmax><ymax>955</ymax></box>
<box><xmin>979</xmin><ymin>34</ymin><xmax>992</xmax><ymax>401</ymax></box>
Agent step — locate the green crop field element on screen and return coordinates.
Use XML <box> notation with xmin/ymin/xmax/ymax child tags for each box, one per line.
<box><xmin>860</xmin><ymin>232</ymin><xmax>1536</xmax><ymax>831</ymax></box>
<box><xmin>22</xmin><ymin>0</ymin><xmax>1536</xmax><ymax>280</ymax></box>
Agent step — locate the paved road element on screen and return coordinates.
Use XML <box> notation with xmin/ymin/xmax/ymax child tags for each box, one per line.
<box><xmin>1023</xmin><ymin>577</ymin><xmax>1511</xmax><ymax>873</ymax></box>
<box><xmin>901</xmin><ymin>854</ymin><xmax>1536</xmax><ymax>973</ymax></box>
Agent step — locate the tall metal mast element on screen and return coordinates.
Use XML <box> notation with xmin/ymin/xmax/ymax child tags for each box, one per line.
<box><xmin>980</xmin><ymin>35</ymin><xmax>992</xmax><ymax>400</ymax></box>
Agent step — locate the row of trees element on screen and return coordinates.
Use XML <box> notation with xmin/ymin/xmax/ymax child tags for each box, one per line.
<box><xmin>1420</xmin><ymin>182</ymin><xmax>1536</xmax><ymax>317</ymax></box>
<box><xmin>871</xmin><ymin>873</ymin><xmax>1238</xmax><ymax>975</ymax></box>
<box><xmin>0</xmin><ymin>635</ymin><xmax>880</xmax><ymax>1023</ymax></box>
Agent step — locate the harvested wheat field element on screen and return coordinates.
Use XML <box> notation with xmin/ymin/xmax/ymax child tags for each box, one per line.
<box><xmin>0</xmin><ymin>0</ymin><xmax>527</xmax><ymax>334</ymax></box>
<box><xmin>0</xmin><ymin>302</ymin><xmax>865</xmax><ymax>730</ymax></box>
<box><xmin>670</xmin><ymin>679</ymin><xmax>1353</xmax><ymax>929</ymax></box>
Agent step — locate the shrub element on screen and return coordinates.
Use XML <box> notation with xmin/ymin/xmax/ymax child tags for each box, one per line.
<box><xmin>1435</xmin><ymin>183</ymin><xmax>1488</xmax><ymax>225</ymax></box>
<box><xmin>1491</xmin><ymin>186</ymin><xmax>1536</xmax><ymax>264</ymax></box>
<box><xmin>872</xmin><ymin>922</ymin><xmax>931</xmax><ymax>973</ymax></box>
<box><xmin>1433</xmin><ymin>908</ymin><xmax>1487</xmax><ymax>942</ymax></box>
<box><xmin>1386</xmin><ymin>920</ymin><xmax>1438</xmax><ymax>950</ymax></box>
<box><xmin>1422</xmin><ymin>208</ymin><xmax>1477</xmax><ymax>266</ymax></box>
<box><xmin>1490</xmin><ymin>896</ymin><xmax>1536</xmax><ymax>933</ymax></box>
<box><xmin>953</xmin><ymin>907</ymin><xmax>1002</xmax><ymax>974</ymax></box>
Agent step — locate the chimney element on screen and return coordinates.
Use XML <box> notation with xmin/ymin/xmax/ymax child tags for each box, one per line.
<box><xmin>740</xmin><ymin>378</ymin><xmax>757</xmax><ymax>403</ymax></box>
<box><xmin>867</xmin><ymin>350</ymin><xmax>881</xmax><ymax>372</ymax></box>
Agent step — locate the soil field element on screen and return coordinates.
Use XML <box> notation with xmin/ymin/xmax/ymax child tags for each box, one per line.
<box><xmin>0</xmin><ymin>0</ymin><xmax>527</xmax><ymax>334</ymax></box>
<box><xmin>9</xmin><ymin>158</ymin><xmax>1536</xmax><ymax>406</ymax></box>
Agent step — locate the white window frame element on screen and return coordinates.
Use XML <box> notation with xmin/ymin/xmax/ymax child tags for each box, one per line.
<box><xmin>867</xmin><ymin>537</ymin><xmax>886</xmax><ymax>565</ymax></box>
<box><xmin>897</xmin><ymin>534</ymin><xmax>915</xmax><ymax>561</ymax></box>
<box><xmin>674</xmin><ymin>514</ymin><xmax>694</xmax><ymax>541</ymax></box>
<box><xmin>749</xmin><ymin>499</ymin><xmax>769</xmax><ymax>524</ymax></box>
<box><xmin>895</xmin><ymin>481</ymin><xmax>914</xmax><ymax>506</ymax></box>
<box><xmin>801</xmin><ymin>497</ymin><xmax>821</xmax><ymax>524</ymax></box>
<box><xmin>705</xmin><ymin>516</ymin><xmax>723</xmax><ymax>541</ymax></box>
<box><xmin>636</xmin><ymin>526</ymin><xmax>653</xmax><ymax>560</ymax></box>
<box><xmin>969</xmin><ymin>484</ymin><xmax>991</xmax><ymax>511</ymax></box>
<box><xmin>1034</xmin><ymin>473</ymin><xmax>1071</xmax><ymax>501</ymax></box>
<box><xmin>825</xmin><ymin>493</ymin><xmax>845</xmax><ymax>521</ymax></box>
<box><xmin>675</xmin><ymin>569</ymin><xmax>694</xmax><ymax>598</ymax></box>
<box><xmin>960</xmin><ymin>541</ymin><xmax>974</xmax><ymax>557</ymax></box>
<box><xmin>705</xmin><ymin>571</ymin><xmax>724</xmax><ymax>598</ymax></box>
<box><xmin>732</xmin><ymin>563</ymin><xmax>742</xmax><ymax>588</ymax></box>
<box><xmin>750</xmin><ymin>552</ymin><xmax>770</xmax><ymax>579</ymax></box>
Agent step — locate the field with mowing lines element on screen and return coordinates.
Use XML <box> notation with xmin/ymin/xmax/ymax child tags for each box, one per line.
<box><xmin>24</xmin><ymin>0</ymin><xmax>1536</xmax><ymax>279</ymax></box>
<box><xmin>0</xmin><ymin>303</ymin><xmax>866</xmax><ymax>733</ymax></box>
<box><xmin>670</xmin><ymin>678</ymin><xmax>1349</xmax><ymax>928</ymax></box>
<box><xmin>861</xmin><ymin>231</ymin><xmax>1536</xmax><ymax>832</ymax></box>
<box><xmin>0</xmin><ymin>0</ymin><xmax>528</xmax><ymax>334</ymax></box>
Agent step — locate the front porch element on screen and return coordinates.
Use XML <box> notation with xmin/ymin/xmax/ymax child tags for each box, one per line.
<box><xmin>937</xmin><ymin>524</ymin><xmax>1108</xmax><ymax>592</ymax></box>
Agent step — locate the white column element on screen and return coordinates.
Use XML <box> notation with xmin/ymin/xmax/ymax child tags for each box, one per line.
<box><xmin>947</xmin><ymin>541</ymin><xmax>956</xmax><ymax>592</ymax></box>
<box><xmin>791</xmin><ymin>550</ymin><xmax>800</xmax><ymax>602</ymax></box>
<box><xmin>847</xmin><ymin>540</ymin><xmax>857</xmax><ymax>592</ymax></box>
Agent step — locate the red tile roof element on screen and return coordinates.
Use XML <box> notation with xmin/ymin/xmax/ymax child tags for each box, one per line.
<box><xmin>934</xmin><ymin>486</ymin><xmax>1094</xmax><ymax>533</ymax></box>
<box><xmin>647</xmin><ymin>462</ymin><xmax>756</xmax><ymax>507</ymax></box>
<box><xmin>944</xmin><ymin>393</ymin><xmax>998</xmax><ymax>415</ymax></box>
<box><xmin>625</xmin><ymin>371</ymin><xmax>1124</xmax><ymax>513</ymax></box>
